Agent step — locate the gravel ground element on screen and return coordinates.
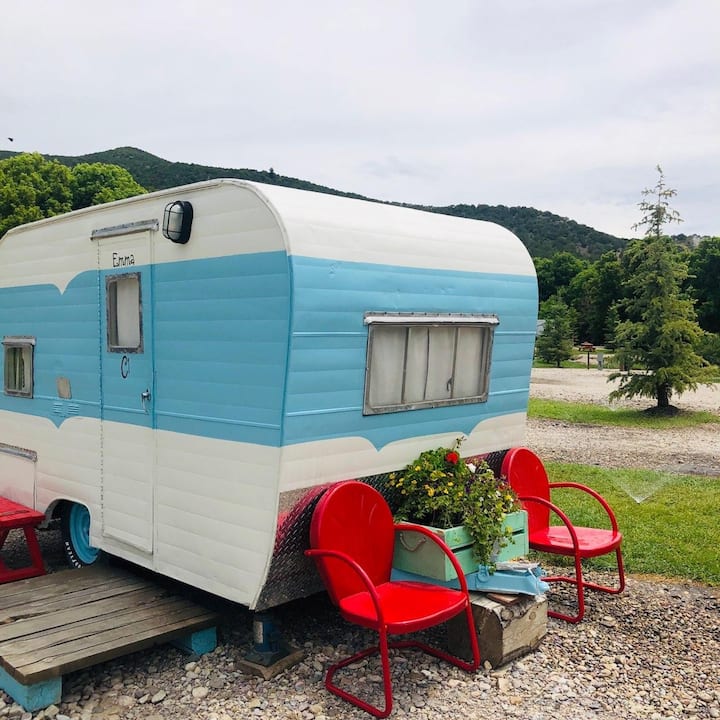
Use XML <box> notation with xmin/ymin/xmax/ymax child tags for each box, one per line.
<box><xmin>2</xmin><ymin>369</ymin><xmax>719</xmax><ymax>720</ymax></box>
<box><xmin>526</xmin><ymin>368</ymin><xmax>720</xmax><ymax>477</ymax></box>
<box><xmin>526</xmin><ymin>368</ymin><xmax>720</xmax><ymax>478</ymax></box>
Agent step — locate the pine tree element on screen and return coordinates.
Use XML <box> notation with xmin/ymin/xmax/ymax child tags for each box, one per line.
<box><xmin>609</xmin><ymin>167</ymin><xmax>716</xmax><ymax>410</ymax></box>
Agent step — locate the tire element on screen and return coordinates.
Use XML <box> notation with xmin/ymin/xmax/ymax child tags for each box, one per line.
<box><xmin>61</xmin><ymin>502</ymin><xmax>101</xmax><ymax>568</ymax></box>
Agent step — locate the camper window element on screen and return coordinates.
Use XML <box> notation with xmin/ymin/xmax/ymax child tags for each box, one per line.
<box><xmin>106</xmin><ymin>273</ymin><xmax>143</xmax><ymax>352</ymax></box>
<box><xmin>3</xmin><ymin>337</ymin><xmax>35</xmax><ymax>398</ymax></box>
<box><xmin>363</xmin><ymin>313</ymin><xmax>498</xmax><ymax>415</ymax></box>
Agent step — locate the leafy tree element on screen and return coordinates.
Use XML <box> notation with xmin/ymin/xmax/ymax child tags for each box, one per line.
<box><xmin>0</xmin><ymin>153</ymin><xmax>147</xmax><ymax>238</ymax></box>
<box><xmin>0</xmin><ymin>152</ymin><xmax>73</xmax><ymax>236</ymax></box>
<box><xmin>609</xmin><ymin>167</ymin><xmax>716</xmax><ymax>409</ymax></box>
<box><xmin>688</xmin><ymin>237</ymin><xmax>720</xmax><ymax>334</ymax></box>
<box><xmin>535</xmin><ymin>296</ymin><xmax>576</xmax><ymax>367</ymax></box>
<box><xmin>594</xmin><ymin>252</ymin><xmax>624</xmax><ymax>345</ymax></box>
<box><xmin>70</xmin><ymin>163</ymin><xmax>146</xmax><ymax>210</ymax></box>
<box><xmin>565</xmin><ymin>251</ymin><xmax>623</xmax><ymax>345</ymax></box>
<box><xmin>534</xmin><ymin>251</ymin><xmax>587</xmax><ymax>303</ymax></box>
<box><xmin>565</xmin><ymin>265</ymin><xmax>599</xmax><ymax>343</ymax></box>
<box><xmin>700</xmin><ymin>331</ymin><xmax>720</xmax><ymax>367</ymax></box>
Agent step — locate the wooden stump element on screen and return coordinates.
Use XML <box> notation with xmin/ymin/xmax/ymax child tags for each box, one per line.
<box><xmin>448</xmin><ymin>592</ymin><xmax>547</xmax><ymax>668</ymax></box>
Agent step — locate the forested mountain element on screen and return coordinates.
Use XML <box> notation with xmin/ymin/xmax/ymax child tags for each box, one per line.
<box><xmin>1</xmin><ymin>146</ymin><xmax>628</xmax><ymax>258</ymax></box>
<box><xmin>6</xmin><ymin>147</ymin><xmax>370</xmax><ymax>202</ymax></box>
<box><xmin>422</xmin><ymin>203</ymin><xmax>626</xmax><ymax>258</ymax></box>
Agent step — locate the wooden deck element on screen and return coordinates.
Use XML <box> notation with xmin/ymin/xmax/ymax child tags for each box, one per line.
<box><xmin>0</xmin><ymin>564</ymin><xmax>220</xmax><ymax>710</ymax></box>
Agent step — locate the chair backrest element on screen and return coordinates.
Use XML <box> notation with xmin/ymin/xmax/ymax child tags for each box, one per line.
<box><xmin>309</xmin><ymin>481</ymin><xmax>395</xmax><ymax>605</ymax></box>
<box><xmin>501</xmin><ymin>447</ymin><xmax>551</xmax><ymax>534</ymax></box>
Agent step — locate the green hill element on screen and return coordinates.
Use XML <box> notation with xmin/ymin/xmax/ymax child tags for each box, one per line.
<box><xmin>0</xmin><ymin>146</ymin><xmax>628</xmax><ymax>259</ymax></box>
<box><xmin>421</xmin><ymin>203</ymin><xmax>626</xmax><ymax>259</ymax></box>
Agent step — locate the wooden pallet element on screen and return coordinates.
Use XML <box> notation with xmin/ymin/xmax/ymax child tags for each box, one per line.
<box><xmin>0</xmin><ymin>564</ymin><xmax>220</xmax><ymax>711</ymax></box>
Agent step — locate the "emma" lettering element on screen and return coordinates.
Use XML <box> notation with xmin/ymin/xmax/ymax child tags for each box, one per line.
<box><xmin>112</xmin><ymin>252</ymin><xmax>135</xmax><ymax>267</ymax></box>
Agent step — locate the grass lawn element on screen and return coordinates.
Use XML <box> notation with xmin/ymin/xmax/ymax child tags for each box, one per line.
<box><xmin>529</xmin><ymin>398</ymin><xmax>720</xmax><ymax>428</ymax></box>
<box><xmin>538</xmin><ymin>462</ymin><xmax>720</xmax><ymax>585</ymax></box>
<box><xmin>533</xmin><ymin>359</ymin><xmax>588</xmax><ymax>369</ymax></box>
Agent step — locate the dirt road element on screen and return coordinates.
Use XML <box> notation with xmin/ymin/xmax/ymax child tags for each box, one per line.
<box><xmin>525</xmin><ymin>368</ymin><xmax>720</xmax><ymax>478</ymax></box>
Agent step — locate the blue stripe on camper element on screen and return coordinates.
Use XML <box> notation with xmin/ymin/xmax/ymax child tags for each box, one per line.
<box><xmin>152</xmin><ymin>252</ymin><xmax>290</xmax><ymax>445</ymax></box>
<box><xmin>0</xmin><ymin>273</ymin><xmax>101</xmax><ymax>424</ymax></box>
<box><xmin>282</xmin><ymin>256</ymin><xmax>537</xmax><ymax>448</ymax></box>
<box><xmin>0</xmin><ymin>253</ymin><xmax>537</xmax><ymax>449</ymax></box>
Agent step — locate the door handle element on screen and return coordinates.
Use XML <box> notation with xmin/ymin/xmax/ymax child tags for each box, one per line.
<box><xmin>141</xmin><ymin>389</ymin><xmax>151</xmax><ymax>411</ymax></box>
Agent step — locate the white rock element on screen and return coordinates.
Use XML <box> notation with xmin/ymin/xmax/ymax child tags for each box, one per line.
<box><xmin>151</xmin><ymin>690</ymin><xmax>167</xmax><ymax>704</ymax></box>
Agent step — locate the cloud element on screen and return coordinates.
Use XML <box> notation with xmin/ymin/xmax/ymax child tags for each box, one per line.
<box><xmin>360</xmin><ymin>155</ymin><xmax>439</xmax><ymax>182</ymax></box>
<box><xmin>2</xmin><ymin>0</ymin><xmax>718</xmax><ymax>237</ymax></box>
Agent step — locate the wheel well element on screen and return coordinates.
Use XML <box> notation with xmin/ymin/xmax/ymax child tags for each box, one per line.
<box><xmin>46</xmin><ymin>499</ymin><xmax>68</xmax><ymax>521</ymax></box>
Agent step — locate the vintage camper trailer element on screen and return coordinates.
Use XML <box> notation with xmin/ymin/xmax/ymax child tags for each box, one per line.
<box><xmin>0</xmin><ymin>179</ymin><xmax>537</xmax><ymax>609</ymax></box>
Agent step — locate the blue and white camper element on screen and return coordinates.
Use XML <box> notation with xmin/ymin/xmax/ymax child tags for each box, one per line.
<box><xmin>0</xmin><ymin>179</ymin><xmax>537</xmax><ymax>609</ymax></box>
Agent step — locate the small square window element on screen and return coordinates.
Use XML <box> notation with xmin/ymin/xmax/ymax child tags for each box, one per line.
<box><xmin>3</xmin><ymin>337</ymin><xmax>35</xmax><ymax>398</ymax></box>
<box><xmin>106</xmin><ymin>273</ymin><xmax>143</xmax><ymax>352</ymax></box>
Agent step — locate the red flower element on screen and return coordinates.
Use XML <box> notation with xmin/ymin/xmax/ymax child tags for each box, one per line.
<box><xmin>445</xmin><ymin>451</ymin><xmax>460</xmax><ymax>465</ymax></box>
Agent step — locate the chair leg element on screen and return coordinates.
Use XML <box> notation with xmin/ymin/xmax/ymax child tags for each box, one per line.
<box><xmin>410</xmin><ymin>602</ymin><xmax>480</xmax><ymax>673</ymax></box>
<box><xmin>583</xmin><ymin>547</ymin><xmax>626</xmax><ymax>596</ymax></box>
<box><xmin>543</xmin><ymin>551</ymin><xmax>586</xmax><ymax>623</ymax></box>
<box><xmin>544</xmin><ymin>548</ymin><xmax>626</xmax><ymax>623</ymax></box>
<box><xmin>324</xmin><ymin>605</ymin><xmax>480</xmax><ymax>718</ymax></box>
<box><xmin>325</xmin><ymin>632</ymin><xmax>394</xmax><ymax>718</ymax></box>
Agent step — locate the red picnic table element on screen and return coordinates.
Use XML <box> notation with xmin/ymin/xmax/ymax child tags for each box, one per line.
<box><xmin>0</xmin><ymin>497</ymin><xmax>46</xmax><ymax>583</ymax></box>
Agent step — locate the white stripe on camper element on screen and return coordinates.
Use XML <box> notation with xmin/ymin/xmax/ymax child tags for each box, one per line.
<box><xmin>277</xmin><ymin>411</ymin><xmax>528</xmax><ymax>493</ymax></box>
<box><xmin>1</xmin><ymin>410</ymin><xmax>279</xmax><ymax>607</ymax></box>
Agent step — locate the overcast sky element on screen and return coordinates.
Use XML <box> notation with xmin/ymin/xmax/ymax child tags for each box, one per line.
<box><xmin>3</xmin><ymin>0</ymin><xmax>718</xmax><ymax>238</ymax></box>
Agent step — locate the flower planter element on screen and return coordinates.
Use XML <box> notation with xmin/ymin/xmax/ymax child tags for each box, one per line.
<box><xmin>494</xmin><ymin>510</ymin><xmax>530</xmax><ymax>563</ymax></box>
<box><xmin>392</xmin><ymin>510</ymin><xmax>528</xmax><ymax>582</ymax></box>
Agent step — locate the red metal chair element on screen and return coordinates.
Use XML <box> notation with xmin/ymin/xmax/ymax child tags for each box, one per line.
<box><xmin>501</xmin><ymin>447</ymin><xmax>625</xmax><ymax>623</ymax></box>
<box><xmin>305</xmin><ymin>480</ymin><xmax>480</xmax><ymax>718</ymax></box>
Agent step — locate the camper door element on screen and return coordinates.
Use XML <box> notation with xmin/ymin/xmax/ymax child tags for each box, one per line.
<box><xmin>96</xmin><ymin>227</ymin><xmax>156</xmax><ymax>554</ymax></box>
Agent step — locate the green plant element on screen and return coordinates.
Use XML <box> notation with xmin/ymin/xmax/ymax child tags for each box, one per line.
<box><xmin>387</xmin><ymin>438</ymin><xmax>519</xmax><ymax>568</ymax></box>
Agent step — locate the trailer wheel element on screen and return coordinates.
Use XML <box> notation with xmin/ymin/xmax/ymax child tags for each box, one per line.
<box><xmin>61</xmin><ymin>502</ymin><xmax>101</xmax><ymax>568</ymax></box>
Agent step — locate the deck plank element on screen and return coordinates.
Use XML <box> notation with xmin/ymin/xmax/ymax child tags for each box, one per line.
<box><xmin>0</xmin><ymin>588</ymin><xmax>177</xmax><ymax>642</ymax></box>
<box><xmin>0</xmin><ymin>567</ymin><xmax>150</xmax><ymax>620</ymax></box>
<box><xmin>0</xmin><ymin>580</ymin><xmax>155</xmax><ymax>623</ymax></box>
<box><xmin>1</xmin><ymin>597</ymin><xmax>186</xmax><ymax>652</ymax></box>
<box><xmin>0</xmin><ymin>564</ymin><xmax>122</xmax><ymax>600</ymax></box>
